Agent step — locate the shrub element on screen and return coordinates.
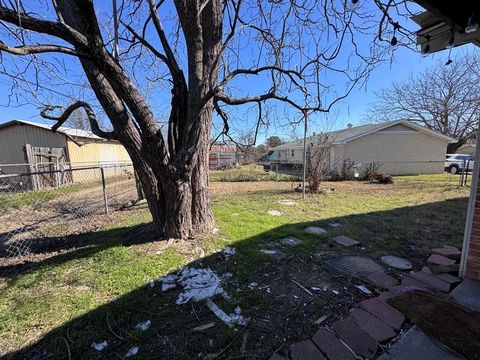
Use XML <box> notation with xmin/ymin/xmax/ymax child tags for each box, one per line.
<box><xmin>371</xmin><ymin>171</ymin><xmax>394</xmax><ymax>184</ymax></box>
<box><xmin>359</xmin><ymin>162</ymin><xmax>382</xmax><ymax>181</ymax></box>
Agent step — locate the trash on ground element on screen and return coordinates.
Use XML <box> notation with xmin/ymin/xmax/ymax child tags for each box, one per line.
<box><xmin>356</xmin><ymin>285</ymin><xmax>372</xmax><ymax>295</ymax></box>
<box><xmin>135</xmin><ymin>320</ymin><xmax>151</xmax><ymax>332</ymax></box>
<box><xmin>223</xmin><ymin>247</ymin><xmax>236</xmax><ymax>259</ymax></box>
<box><xmin>91</xmin><ymin>341</ymin><xmax>108</xmax><ymax>351</ymax></box>
<box><xmin>248</xmin><ymin>282</ymin><xmax>258</xmax><ymax>289</ymax></box>
<box><xmin>125</xmin><ymin>346</ymin><xmax>139</xmax><ymax>357</ymax></box>
<box><xmin>193</xmin><ymin>322</ymin><xmax>216</xmax><ymax>331</ymax></box>
<box><xmin>206</xmin><ymin>299</ymin><xmax>248</xmax><ymax>327</ymax></box>
<box><xmin>161</xmin><ymin>267</ymin><xmax>247</xmax><ymax>327</ymax></box>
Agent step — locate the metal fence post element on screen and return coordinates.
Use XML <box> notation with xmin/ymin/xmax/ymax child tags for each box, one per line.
<box><xmin>100</xmin><ymin>167</ymin><xmax>109</xmax><ymax>214</ymax></box>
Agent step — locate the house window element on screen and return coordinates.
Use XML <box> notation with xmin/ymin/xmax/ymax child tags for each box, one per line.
<box><xmin>291</xmin><ymin>150</ymin><xmax>294</xmax><ymax>157</ymax></box>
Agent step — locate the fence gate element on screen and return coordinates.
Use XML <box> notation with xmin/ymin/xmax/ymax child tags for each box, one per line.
<box><xmin>23</xmin><ymin>144</ymin><xmax>72</xmax><ymax>189</ymax></box>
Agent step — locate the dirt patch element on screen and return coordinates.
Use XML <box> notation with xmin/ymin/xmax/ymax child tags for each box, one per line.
<box><xmin>388</xmin><ymin>293</ymin><xmax>480</xmax><ymax>360</ymax></box>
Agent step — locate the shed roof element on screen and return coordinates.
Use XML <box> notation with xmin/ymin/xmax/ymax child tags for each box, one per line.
<box><xmin>273</xmin><ymin>120</ymin><xmax>456</xmax><ymax>150</ymax></box>
<box><xmin>0</xmin><ymin>119</ymin><xmax>105</xmax><ymax>140</ymax></box>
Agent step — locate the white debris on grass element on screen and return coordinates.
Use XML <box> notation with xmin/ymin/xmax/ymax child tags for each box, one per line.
<box><xmin>332</xmin><ymin>289</ymin><xmax>339</xmax><ymax>295</ymax></box>
<box><xmin>160</xmin><ymin>274</ymin><xmax>177</xmax><ymax>292</ymax></box>
<box><xmin>160</xmin><ymin>267</ymin><xmax>248</xmax><ymax>327</ymax></box>
<box><xmin>91</xmin><ymin>341</ymin><xmax>108</xmax><ymax>351</ymax></box>
<box><xmin>135</xmin><ymin>320</ymin><xmax>151</xmax><ymax>332</ymax></box>
<box><xmin>205</xmin><ymin>299</ymin><xmax>248</xmax><ymax>327</ymax></box>
<box><xmin>223</xmin><ymin>247</ymin><xmax>236</xmax><ymax>259</ymax></box>
<box><xmin>125</xmin><ymin>346</ymin><xmax>139</xmax><ymax>357</ymax></box>
<box><xmin>248</xmin><ymin>282</ymin><xmax>258</xmax><ymax>289</ymax></box>
<box><xmin>356</xmin><ymin>285</ymin><xmax>372</xmax><ymax>295</ymax></box>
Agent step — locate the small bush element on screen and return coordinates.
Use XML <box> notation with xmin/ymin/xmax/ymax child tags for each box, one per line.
<box><xmin>359</xmin><ymin>162</ymin><xmax>382</xmax><ymax>181</ymax></box>
<box><xmin>371</xmin><ymin>171</ymin><xmax>394</xmax><ymax>184</ymax></box>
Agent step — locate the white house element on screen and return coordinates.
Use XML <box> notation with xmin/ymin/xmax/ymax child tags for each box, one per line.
<box><xmin>270</xmin><ymin>120</ymin><xmax>455</xmax><ymax>175</ymax></box>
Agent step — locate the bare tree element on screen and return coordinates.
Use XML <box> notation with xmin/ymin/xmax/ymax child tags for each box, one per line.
<box><xmin>0</xmin><ymin>0</ymin><xmax>407</xmax><ymax>238</ymax></box>
<box><xmin>365</xmin><ymin>52</ymin><xmax>480</xmax><ymax>153</ymax></box>
<box><xmin>64</xmin><ymin>108</ymin><xmax>92</xmax><ymax>130</ymax></box>
<box><xmin>306</xmin><ymin>135</ymin><xmax>332</xmax><ymax>193</ymax></box>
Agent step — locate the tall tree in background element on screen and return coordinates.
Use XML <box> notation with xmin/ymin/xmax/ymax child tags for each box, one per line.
<box><xmin>365</xmin><ymin>53</ymin><xmax>480</xmax><ymax>153</ymax></box>
<box><xmin>265</xmin><ymin>136</ymin><xmax>284</xmax><ymax>149</ymax></box>
<box><xmin>0</xmin><ymin>0</ymin><xmax>408</xmax><ymax>238</ymax></box>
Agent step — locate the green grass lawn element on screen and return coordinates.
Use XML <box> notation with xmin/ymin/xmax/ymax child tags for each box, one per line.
<box><xmin>0</xmin><ymin>173</ymin><xmax>470</xmax><ymax>359</ymax></box>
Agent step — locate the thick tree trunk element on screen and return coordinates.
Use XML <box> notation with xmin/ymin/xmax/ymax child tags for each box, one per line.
<box><xmin>447</xmin><ymin>141</ymin><xmax>464</xmax><ymax>154</ymax></box>
<box><xmin>191</xmin><ymin>106</ymin><xmax>214</xmax><ymax>233</ymax></box>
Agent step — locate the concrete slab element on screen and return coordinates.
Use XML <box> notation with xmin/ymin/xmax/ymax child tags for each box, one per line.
<box><xmin>377</xmin><ymin>326</ymin><xmax>461</xmax><ymax>360</ymax></box>
<box><xmin>410</xmin><ymin>271</ymin><xmax>451</xmax><ymax>292</ymax></box>
<box><xmin>290</xmin><ymin>340</ymin><xmax>327</xmax><ymax>360</ymax></box>
<box><xmin>332</xmin><ymin>318</ymin><xmax>378</xmax><ymax>358</ymax></box>
<box><xmin>304</xmin><ymin>226</ymin><xmax>327</xmax><ymax>235</ymax></box>
<box><xmin>381</xmin><ymin>256</ymin><xmax>412</xmax><ymax>270</ymax></box>
<box><xmin>451</xmin><ymin>278</ymin><xmax>480</xmax><ymax>312</ymax></box>
<box><xmin>349</xmin><ymin>308</ymin><xmax>397</xmax><ymax>342</ymax></box>
<box><xmin>366</xmin><ymin>272</ymin><xmax>399</xmax><ymax>289</ymax></box>
<box><xmin>280</xmin><ymin>236</ymin><xmax>302</xmax><ymax>246</ymax></box>
<box><xmin>333</xmin><ymin>235</ymin><xmax>360</xmax><ymax>247</ymax></box>
<box><xmin>311</xmin><ymin>328</ymin><xmax>356</xmax><ymax>360</ymax></box>
<box><xmin>360</xmin><ymin>297</ymin><xmax>405</xmax><ymax>330</ymax></box>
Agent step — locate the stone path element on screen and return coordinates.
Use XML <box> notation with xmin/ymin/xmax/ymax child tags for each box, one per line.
<box><xmin>269</xmin><ymin>245</ymin><xmax>465</xmax><ymax>359</ymax></box>
<box><xmin>333</xmin><ymin>235</ymin><xmax>360</xmax><ymax>247</ymax></box>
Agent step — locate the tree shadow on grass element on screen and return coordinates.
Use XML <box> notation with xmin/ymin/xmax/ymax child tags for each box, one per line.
<box><xmin>1</xmin><ymin>197</ymin><xmax>469</xmax><ymax>359</ymax></box>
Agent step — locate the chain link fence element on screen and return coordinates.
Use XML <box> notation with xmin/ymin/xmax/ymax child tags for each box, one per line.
<box><xmin>262</xmin><ymin>159</ymin><xmax>473</xmax><ymax>186</ymax></box>
<box><xmin>0</xmin><ymin>163</ymin><xmax>139</xmax><ymax>258</ymax></box>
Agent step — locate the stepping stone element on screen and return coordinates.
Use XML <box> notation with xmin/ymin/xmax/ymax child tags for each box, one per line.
<box><xmin>428</xmin><ymin>263</ymin><xmax>459</xmax><ymax>274</ymax></box>
<box><xmin>381</xmin><ymin>256</ymin><xmax>412</xmax><ymax>270</ymax></box>
<box><xmin>421</xmin><ymin>267</ymin><xmax>461</xmax><ymax>285</ymax></box>
<box><xmin>443</xmin><ymin>245</ymin><xmax>461</xmax><ymax>251</ymax></box>
<box><xmin>378</xmin><ymin>291</ymin><xmax>395</xmax><ymax>301</ymax></box>
<box><xmin>427</xmin><ymin>254</ymin><xmax>456</xmax><ymax>266</ymax></box>
<box><xmin>280</xmin><ymin>236</ymin><xmax>302</xmax><ymax>246</ymax></box>
<box><xmin>332</xmin><ymin>318</ymin><xmax>378</xmax><ymax>358</ymax></box>
<box><xmin>304</xmin><ymin>226</ymin><xmax>327</xmax><ymax>235</ymax></box>
<box><xmin>400</xmin><ymin>276</ymin><xmax>431</xmax><ymax>289</ymax></box>
<box><xmin>410</xmin><ymin>271</ymin><xmax>451</xmax><ymax>292</ymax></box>
<box><xmin>328</xmin><ymin>221</ymin><xmax>342</xmax><ymax>228</ymax></box>
<box><xmin>360</xmin><ymin>297</ymin><xmax>405</xmax><ymax>330</ymax></box>
<box><xmin>432</xmin><ymin>247</ymin><xmax>461</xmax><ymax>261</ymax></box>
<box><xmin>269</xmin><ymin>354</ymin><xmax>288</xmax><ymax>360</ymax></box>
<box><xmin>333</xmin><ymin>235</ymin><xmax>360</xmax><ymax>247</ymax></box>
<box><xmin>311</xmin><ymin>328</ymin><xmax>355</xmax><ymax>360</ymax></box>
<box><xmin>290</xmin><ymin>340</ymin><xmax>327</xmax><ymax>360</ymax></box>
<box><xmin>268</xmin><ymin>210</ymin><xmax>282</xmax><ymax>216</ymax></box>
<box><xmin>377</xmin><ymin>326</ymin><xmax>461</xmax><ymax>360</ymax></box>
<box><xmin>349</xmin><ymin>308</ymin><xmax>396</xmax><ymax>342</ymax></box>
<box><xmin>366</xmin><ymin>272</ymin><xmax>399</xmax><ymax>289</ymax></box>
<box><xmin>451</xmin><ymin>277</ymin><xmax>480</xmax><ymax>312</ymax></box>
<box><xmin>260</xmin><ymin>249</ymin><xmax>286</xmax><ymax>260</ymax></box>
<box><xmin>278</xmin><ymin>200</ymin><xmax>297</xmax><ymax>206</ymax></box>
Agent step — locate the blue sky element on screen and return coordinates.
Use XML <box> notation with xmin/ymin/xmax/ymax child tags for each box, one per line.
<box><xmin>0</xmin><ymin>1</ymin><xmax>477</xmax><ymax>144</ymax></box>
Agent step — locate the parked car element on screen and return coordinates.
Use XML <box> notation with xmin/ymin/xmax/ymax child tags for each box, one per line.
<box><xmin>445</xmin><ymin>154</ymin><xmax>475</xmax><ymax>174</ymax></box>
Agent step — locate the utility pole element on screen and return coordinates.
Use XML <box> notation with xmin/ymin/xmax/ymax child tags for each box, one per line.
<box><xmin>302</xmin><ymin>109</ymin><xmax>308</xmax><ymax>199</ymax></box>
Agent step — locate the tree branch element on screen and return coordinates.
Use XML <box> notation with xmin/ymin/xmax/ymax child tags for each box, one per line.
<box><xmin>41</xmin><ymin>101</ymin><xmax>118</xmax><ymax>141</ymax></box>
<box><xmin>0</xmin><ymin>40</ymin><xmax>89</xmax><ymax>57</ymax></box>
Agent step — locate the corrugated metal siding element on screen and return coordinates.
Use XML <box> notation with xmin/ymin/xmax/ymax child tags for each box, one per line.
<box><xmin>0</xmin><ymin>123</ymin><xmax>67</xmax><ymax>165</ymax></box>
<box><xmin>66</xmin><ymin>140</ymin><xmax>131</xmax><ymax>166</ymax></box>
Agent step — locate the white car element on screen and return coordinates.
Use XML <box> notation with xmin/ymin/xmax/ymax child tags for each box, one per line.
<box><xmin>445</xmin><ymin>154</ymin><xmax>475</xmax><ymax>174</ymax></box>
